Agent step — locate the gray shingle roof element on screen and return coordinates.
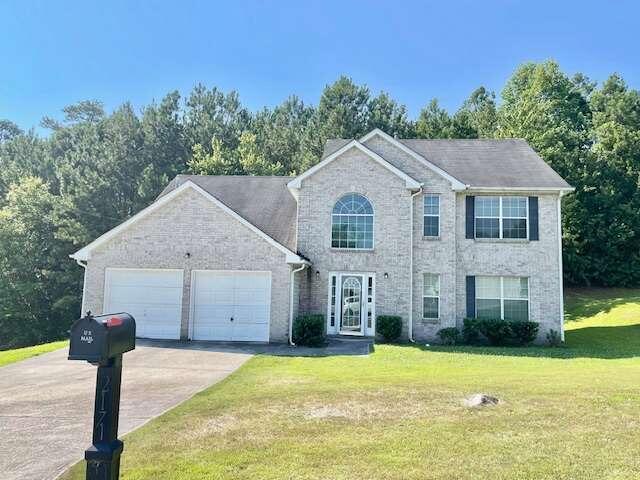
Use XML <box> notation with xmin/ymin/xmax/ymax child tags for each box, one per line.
<box><xmin>323</xmin><ymin>138</ymin><xmax>572</xmax><ymax>189</ymax></box>
<box><xmin>159</xmin><ymin>175</ymin><xmax>297</xmax><ymax>251</ymax></box>
<box><xmin>158</xmin><ymin>138</ymin><xmax>569</xmax><ymax>254</ymax></box>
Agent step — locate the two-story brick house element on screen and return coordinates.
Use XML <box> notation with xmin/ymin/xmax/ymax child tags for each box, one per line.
<box><xmin>71</xmin><ymin>129</ymin><xmax>573</xmax><ymax>344</ymax></box>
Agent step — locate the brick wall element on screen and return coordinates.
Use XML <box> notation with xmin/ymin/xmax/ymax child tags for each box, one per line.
<box><xmin>82</xmin><ymin>187</ymin><xmax>293</xmax><ymax>342</ymax></box>
<box><xmin>296</xmin><ymin>135</ymin><xmax>563</xmax><ymax>341</ymax></box>
<box><xmin>296</xmin><ymin>146</ymin><xmax>414</xmax><ymax>339</ymax></box>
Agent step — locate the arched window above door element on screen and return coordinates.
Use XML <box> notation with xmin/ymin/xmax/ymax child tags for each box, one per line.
<box><xmin>331</xmin><ymin>193</ymin><xmax>373</xmax><ymax>249</ymax></box>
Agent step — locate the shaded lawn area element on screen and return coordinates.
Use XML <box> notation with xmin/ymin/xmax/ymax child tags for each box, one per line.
<box><xmin>63</xmin><ymin>288</ymin><xmax>640</xmax><ymax>480</ymax></box>
<box><xmin>0</xmin><ymin>340</ymin><xmax>68</xmax><ymax>367</ymax></box>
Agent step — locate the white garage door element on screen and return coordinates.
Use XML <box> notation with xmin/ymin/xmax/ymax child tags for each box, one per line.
<box><xmin>191</xmin><ymin>271</ymin><xmax>271</xmax><ymax>342</ymax></box>
<box><xmin>104</xmin><ymin>268</ymin><xmax>183</xmax><ymax>340</ymax></box>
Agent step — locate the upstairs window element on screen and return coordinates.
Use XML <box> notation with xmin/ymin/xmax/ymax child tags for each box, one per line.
<box><xmin>475</xmin><ymin>196</ymin><xmax>528</xmax><ymax>239</ymax></box>
<box><xmin>423</xmin><ymin>194</ymin><xmax>440</xmax><ymax>237</ymax></box>
<box><xmin>331</xmin><ymin>194</ymin><xmax>373</xmax><ymax>249</ymax></box>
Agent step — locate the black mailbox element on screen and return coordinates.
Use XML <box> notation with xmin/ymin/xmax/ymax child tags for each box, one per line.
<box><xmin>68</xmin><ymin>312</ymin><xmax>136</xmax><ymax>480</ymax></box>
<box><xmin>69</xmin><ymin>313</ymin><xmax>135</xmax><ymax>364</ymax></box>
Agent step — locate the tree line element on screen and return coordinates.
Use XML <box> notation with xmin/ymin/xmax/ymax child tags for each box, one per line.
<box><xmin>1</xmin><ymin>60</ymin><xmax>639</xmax><ymax>348</ymax></box>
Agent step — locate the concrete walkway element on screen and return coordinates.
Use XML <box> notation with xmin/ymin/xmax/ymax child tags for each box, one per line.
<box><xmin>0</xmin><ymin>341</ymin><xmax>252</xmax><ymax>480</ymax></box>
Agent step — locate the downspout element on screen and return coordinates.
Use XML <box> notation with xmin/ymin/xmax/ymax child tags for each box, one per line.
<box><xmin>408</xmin><ymin>187</ymin><xmax>423</xmax><ymax>343</ymax></box>
<box><xmin>557</xmin><ymin>192</ymin><xmax>566</xmax><ymax>342</ymax></box>
<box><xmin>75</xmin><ymin>258</ymin><xmax>88</xmax><ymax>315</ymax></box>
<box><xmin>289</xmin><ymin>263</ymin><xmax>307</xmax><ymax>346</ymax></box>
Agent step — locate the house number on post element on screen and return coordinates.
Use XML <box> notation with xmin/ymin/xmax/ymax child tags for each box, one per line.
<box><xmin>68</xmin><ymin>312</ymin><xmax>136</xmax><ymax>480</ymax></box>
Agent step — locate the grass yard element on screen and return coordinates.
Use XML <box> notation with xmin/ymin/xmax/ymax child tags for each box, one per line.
<box><xmin>62</xmin><ymin>288</ymin><xmax>640</xmax><ymax>480</ymax></box>
<box><xmin>0</xmin><ymin>340</ymin><xmax>68</xmax><ymax>367</ymax></box>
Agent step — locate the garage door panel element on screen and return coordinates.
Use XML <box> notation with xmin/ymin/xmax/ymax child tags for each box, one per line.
<box><xmin>192</xmin><ymin>271</ymin><xmax>270</xmax><ymax>342</ymax></box>
<box><xmin>109</xmin><ymin>270</ymin><xmax>183</xmax><ymax>288</ymax></box>
<box><xmin>194</xmin><ymin>305</ymin><xmax>234</xmax><ymax>322</ymax></box>
<box><xmin>105</xmin><ymin>269</ymin><xmax>183</xmax><ymax>340</ymax></box>
<box><xmin>197</xmin><ymin>273</ymin><xmax>234</xmax><ymax>290</ymax></box>
<box><xmin>235</xmin><ymin>288</ymin><xmax>269</xmax><ymax>305</ymax></box>
<box><xmin>232</xmin><ymin>324</ymin><xmax>268</xmax><ymax>342</ymax></box>
<box><xmin>213</xmin><ymin>290</ymin><xmax>234</xmax><ymax>304</ymax></box>
<box><xmin>233</xmin><ymin>305</ymin><xmax>269</xmax><ymax>323</ymax></box>
<box><xmin>193</xmin><ymin>324</ymin><xmax>233</xmax><ymax>341</ymax></box>
<box><xmin>109</xmin><ymin>285</ymin><xmax>182</xmax><ymax>305</ymax></box>
<box><xmin>236</xmin><ymin>275</ymin><xmax>269</xmax><ymax>289</ymax></box>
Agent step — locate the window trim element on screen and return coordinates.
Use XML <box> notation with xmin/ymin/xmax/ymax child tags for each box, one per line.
<box><xmin>331</xmin><ymin>193</ymin><xmax>374</xmax><ymax>250</ymax></box>
<box><xmin>474</xmin><ymin>196</ymin><xmax>529</xmax><ymax>240</ymax></box>
<box><xmin>475</xmin><ymin>276</ymin><xmax>530</xmax><ymax>321</ymax></box>
<box><xmin>423</xmin><ymin>194</ymin><xmax>441</xmax><ymax>238</ymax></box>
<box><xmin>422</xmin><ymin>272</ymin><xmax>440</xmax><ymax>320</ymax></box>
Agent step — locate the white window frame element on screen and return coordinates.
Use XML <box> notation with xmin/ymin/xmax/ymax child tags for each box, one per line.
<box><xmin>474</xmin><ymin>196</ymin><xmax>528</xmax><ymax>240</ymax></box>
<box><xmin>422</xmin><ymin>273</ymin><xmax>440</xmax><ymax>320</ymax></box>
<box><xmin>423</xmin><ymin>194</ymin><xmax>440</xmax><ymax>238</ymax></box>
<box><xmin>331</xmin><ymin>194</ymin><xmax>374</xmax><ymax>250</ymax></box>
<box><xmin>475</xmin><ymin>276</ymin><xmax>530</xmax><ymax>321</ymax></box>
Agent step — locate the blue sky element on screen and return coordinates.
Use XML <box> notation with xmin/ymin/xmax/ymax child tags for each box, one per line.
<box><xmin>1</xmin><ymin>0</ymin><xmax>638</xmax><ymax>131</ymax></box>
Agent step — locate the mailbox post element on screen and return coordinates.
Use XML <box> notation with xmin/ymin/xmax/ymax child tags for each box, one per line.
<box><xmin>69</xmin><ymin>312</ymin><xmax>136</xmax><ymax>480</ymax></box>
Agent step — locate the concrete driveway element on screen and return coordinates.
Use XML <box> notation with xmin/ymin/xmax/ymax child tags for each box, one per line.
<box><xmin>0</xmin><ymin>340</ymin><xmax>252</xmax><ymax>480</ymax></box>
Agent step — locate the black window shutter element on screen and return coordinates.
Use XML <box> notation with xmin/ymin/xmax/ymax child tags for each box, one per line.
<box><xmin>529</xmin><ymin>196</ymin><xmax>539</xmax><ymax>241</ymax></box>
<box><xmin>466</xmin><ymin>276</ymin><xmax>476</xmax><ymax>318</ymax></box>
<box><xmin>465</xmin><ymin>196</ymin><xmax>475</xmax><ymax>239</ymax></box>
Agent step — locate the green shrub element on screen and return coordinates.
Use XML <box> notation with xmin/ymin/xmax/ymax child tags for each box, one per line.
<box><xmin>293</xmin><ymin>314</ymin><xmax>326</xmax><ymax>347</ymax></box>
<box><xmin>546</xmin><ymin>329</ymin><xmax>563</xmax><ymax>347</ymax></box>
<box><xmin>376</xmin><ymin>315</ymin><xmax>402</xmax><ymax>342</ymax></box>
<box><xmin>478</xmin><ymin>319</ymin><xmax>514</xmax><ymax>346</ymax></box>
<box><xmin>475</xmin><ymin>319</ymin><xmax>540</xmax><ymax>346</ymax></box>
<box><xmin>437</xmin><ymin>327</ymin><xmax>460</xmax><ymax>345</ymax></box>
<box><xmin>510</xmin><ymin>321</ymin><xmax>539</xmax><ymax>346</ymax></box>
<box><xmin>462</xmin><ymin>318</ymin><xmax>482</xmax><ymax>345</ymax></box>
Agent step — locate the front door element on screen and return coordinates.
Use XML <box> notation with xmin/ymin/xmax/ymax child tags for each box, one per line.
<box><xmin>340</xmin><ymin>275</ymin><xmax>364</xmax><ymax>335</ymax></box>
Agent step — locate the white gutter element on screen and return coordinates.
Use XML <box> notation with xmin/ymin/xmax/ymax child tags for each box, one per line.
<box><xmin>75</xmin><ymin>259</ymin><xmax>88</xmax><ymax>316</ymax></box>
<box><xmin>408</xmin><ymin>187</ymin><xmax>423</xmax><ymax>342</ymax></box>
<box><xmin>557</xmin><ymin>192</ymin><xmax>566</xmax><ymax>341</ymax></box>
<box><xmin>289</xmin><ymin>263</ymin><xmax>308</xmax><ymax>345</ymax></box>
<box><xmin>466</xmin><ymin>186</ymin><xmax>575</xmax><ymax>193</ymax></box>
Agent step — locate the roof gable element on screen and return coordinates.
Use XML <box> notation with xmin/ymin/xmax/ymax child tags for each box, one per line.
<box><xmin>288</xmin><ymin>140</ymin><xmax>422</xmax><ymax>190</ymax></box>
<box><xmin>359</xmin><ymin>129</ymin><xmax>467</xmax><ymax>190</ymax></box>
<box><xmin>160</xmin><ymin>175</ymin><xmax>298</xmax><ymax>250</ymax></box>
<box><xmin>322</xmin><ymin>130</ymin><xmax>573</xmax><ymax>192</ymax></box>
<box><xmin>71</xmin><ymin>180</ymin><xmax>307</xmax><ymax>264</ymax></box>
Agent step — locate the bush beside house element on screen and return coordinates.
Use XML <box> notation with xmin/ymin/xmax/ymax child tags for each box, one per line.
<box><xmin>376</xmin><ymin>315</ymin><xmax>402</xmax><ymax>342</ymax></box>
<box><xmin>437</xmin><ymin>319</ymin><xmax>541</xmax><ymax>347</ymax></box>
<box><xmin>293</xmin><ymin>314</ymin><xmax>326</xmax><ymax>347</ymax></box>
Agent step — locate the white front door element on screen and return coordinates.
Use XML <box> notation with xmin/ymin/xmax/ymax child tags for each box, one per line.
<box><xmin>328</xmin><ymin>272</ymin><xmax>375</xmax><ymax>336</ymax></box>
<box><xmin>104</xmin><ymin>268</ymin><xmax>183</xmax><ymax>340</ymax></box>
<box><xmin>191</xmin><ymin>271</ymin><xmax>271</xmax><ymax>342</ymax></box>
<box><xmin>340</xmin><ymin>275</ymin><xmax>364</xmax><ymax>335</ymax></box>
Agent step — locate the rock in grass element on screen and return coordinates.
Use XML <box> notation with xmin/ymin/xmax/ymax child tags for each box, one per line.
<box><xmin>464</xmin><ymin>394</ymin><xmax>500</xmax><ymax>407</ymax></box>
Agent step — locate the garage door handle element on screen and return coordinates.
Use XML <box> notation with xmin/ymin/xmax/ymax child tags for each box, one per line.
<box><xmin>230</xmin><ymin>317</ymin><xmax>234</xmax><ymax>322</ymax></box>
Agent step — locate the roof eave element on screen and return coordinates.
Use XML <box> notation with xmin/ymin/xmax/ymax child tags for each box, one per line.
<box><xmin>465</xmin><ymin>186</ymin><xmax>575</xmax><ymax>194</ymax></box>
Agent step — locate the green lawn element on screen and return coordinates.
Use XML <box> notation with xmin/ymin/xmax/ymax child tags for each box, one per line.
<box><xmin>0</xmin><ymin>340</ymin><xmax>68</xmax><ymax>367</ymax></box>
<box><xmin>63</xmin><ymin>288</ymin><xmax>640</xmax><ymax>480</ymax></box>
